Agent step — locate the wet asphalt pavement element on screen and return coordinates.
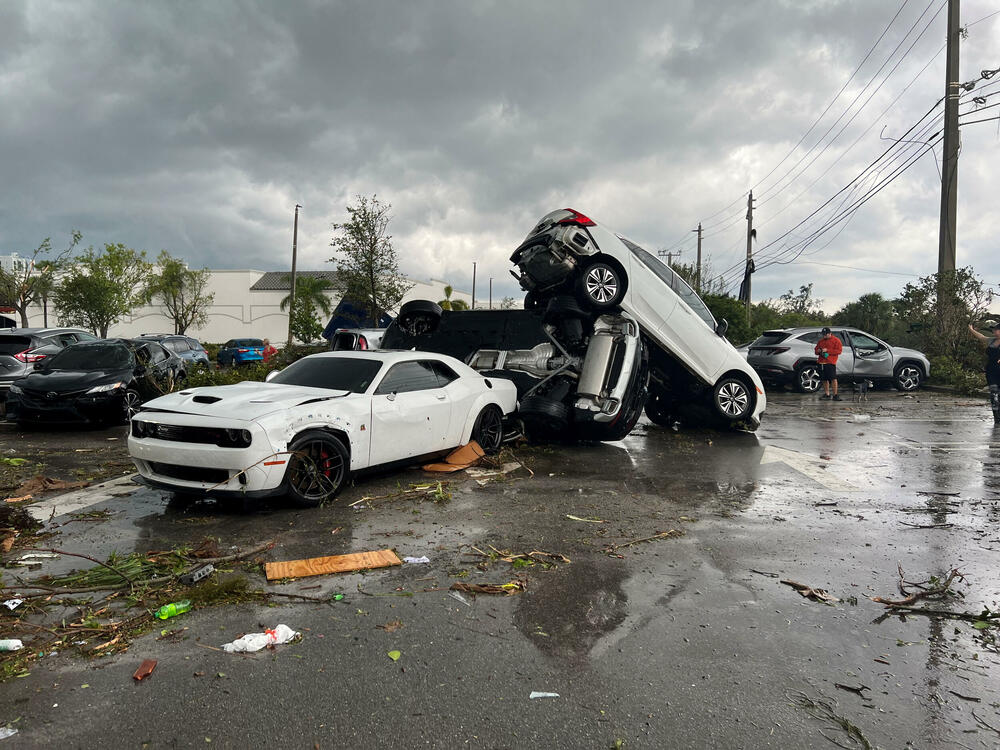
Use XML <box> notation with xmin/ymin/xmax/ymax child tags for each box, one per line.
<box><xmin>3</xmin><ymin>389</ymin><xmax>1000</xmax><ymax>749</ymax></box>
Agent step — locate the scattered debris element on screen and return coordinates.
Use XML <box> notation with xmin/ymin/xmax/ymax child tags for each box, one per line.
<box><xmin>0</xmin><ymin>728</ymin><xmax>18</xmax><ymax>740</ymax></box>
<box><xmin>348</xmin><ymin>482</ymin><xmax>452</xmax><ymax>508</ymax></box>
<box><xmin>813</xmin><ymin>502</ymin><xmax>838</xmax><ymax>507</ymax></box>
<box><xmin>529</xmin><ymin>692</ymin><xmax>559</xmax><ymax>699</ymax></box>
<box><xmin>154</xmin><ymin>600</ymin><xmax>191</xmax><ymax>620</ymax></box>
<box><xmin>387</xmin><ymin>650</ymin><xmax>401</xmax><ymax>662</ymax></box>
<box><xmin>947</xmin><ymin>690</ymin><xmax>980</xmax><ymax>702</ymax></box>
<box><xmin>834</xmin><ymin>683</ymin><xmax>870</xmax><ymax>696</ymax></box>
<box><xmin>750</xmin><ymin>569</ymin><xmax>779</xmax><ymax>578</ymax></box>
<box><xmin>566</xmin><ymin>514</ymin><xmax>607</xmax><ymax>523</ymax></box>
<box><xmin>466</xmin><ymin>462</ymin><xmax>522</xmax><ymax>485</ymax></box>
<box><xmin>265</xmin><ymin>549</ymin><xmax>402</xmax><ymax>581</ymax></box>
<box><xmin>403</xmin><ymin>556</ymin><xmax>431</xmax><ymax>564</ymax></box>
<box><xmin>899</xmin><ymin>521</ymin><xmax>953</xmax><ymax>529</ymax></box>
<box><xmin>788</xmin><ymin>690</ymin><xmax>873</xmax><ymax>750</ymax></box>
<box><xmin>603</xmin><ymin>530</ymin><xmax>683</xmax><ymax>555</ymax></box>
<box><xmin>179</xmin><ymin>564</ymin><xmax>215</xmax><ymax>586</ymax></box>
<box><xmin>221</xmin><ymin>624</ymin><xmax>299</xmax><ymax>653</ymax></box>
<box><xmin>447</xmin><ymin>591</ymin><xmax>471</xmax><ymax>607</ymax></box>
<box><xmin>2</xmin><ymin>599</ymin><xmax>24</xmax><ymax>611</ymax></box>
<box><xmin>781</xmin><ymin>579</ymin><xmax>840</xmax><ymax>604</ymax></box>
<box><xmin>871</xmin><ymin>565</ymin><xmax>963</xmax><ymax>606</ymax></box>
<box><xmin>916</xmin><ymin>490</ymin><xmax>960</xmax><ymax>497</ymax></box>
<box><xmin>0</xmin><ymin>640</ymin><xmax>24</xmax><ymax>652</ymax></box>
<box><xmin>0</xmin><ymin>504</ymin><xmax>41</xmax><ymax>534</ymax></box>
<box><xmin>422</xmin><ymin>441</ymin><xmax>485</xmax><ymax>472</ymax></box>
<box><xmin>10</xmin><ymin>476</ymin><xmax>87</xmax><ymax>497</ymax></box>
<box><xmin>451</xmin><ymin>579</ymin><xmax>526</xmax><ymax>596</ymax></box>
<box><xmin>133</xmin><ymin>659</ymin><xmax>157</xmax><ymax>681</ymax></box>
<box><xmin>3</xmin><ymin>495</ymin><xmax>31</xmax><ymax>504</ymax></box>
<box><xmin>467</xmin><ymin>545</ymin><xmax>570</xmax><ymax>567</ymax></box>
<box><xmin>0</xmin><ymin>457</ymin><xmax>28</xmax><ymax>467</ymax></box>
<box><xmin>377</xmin><ymin>620</ymin><xmax>404</xmax><ymax>633</ymax></box>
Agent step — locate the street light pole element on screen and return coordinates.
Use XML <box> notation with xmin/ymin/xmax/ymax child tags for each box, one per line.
<box><xmin>472</xmin><ymin>262</ymin><xmax>477</xmax><ymax>310</ymax></box>
<box><xmin>286</xmin><ymin>204</ymin><xmax>301</xmax><ymax>349</ymax></box>
<box><xmin>489</xmin><ymin>278</ymin><xmax>493</xmax><ymax>309</ymax></box>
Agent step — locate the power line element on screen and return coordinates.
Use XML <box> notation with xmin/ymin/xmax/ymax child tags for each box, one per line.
<box><xmin>785</xmin><ymin>260</ymin><xmax>920</xmax><ymax>277</ymax></box>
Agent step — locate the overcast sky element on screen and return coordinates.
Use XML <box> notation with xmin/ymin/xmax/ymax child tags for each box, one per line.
<box><xmin>1</xmin><ymin>0</ymin><xmax>998</xmax><ymax>313</ymax></box>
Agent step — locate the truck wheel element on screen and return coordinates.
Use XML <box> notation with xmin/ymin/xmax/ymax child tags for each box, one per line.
<box><xmin>397</xmin><ymin>300</ymin><xmax>443</xmax><ymax>336</ymax></box>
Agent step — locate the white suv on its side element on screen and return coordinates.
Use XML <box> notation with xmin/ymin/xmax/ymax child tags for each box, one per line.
<box><xmin>510</xmin><ymin>208</ymin><xmax>765</xmax><ymax>429</ymax></box>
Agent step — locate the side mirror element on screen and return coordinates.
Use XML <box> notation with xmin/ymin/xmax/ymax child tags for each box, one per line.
<box><xmin>716</xmin><ymin>319</ymin><xmax>729</xmax><ymax>337</ymax></box>
<box><xmin>265</xmin><ymin>370</ymin><xmax>279</xmax><ymax>382</ymax></box>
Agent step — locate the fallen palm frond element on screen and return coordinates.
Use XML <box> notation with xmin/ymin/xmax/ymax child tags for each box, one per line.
<box><xmin>466</xmin><ymin>544</ymin><xmax>570</xmax><ymax>567</ymax></box>
<box><xmin>348</xmin><ymin>482</ymin><xmax>452</xmax><ymax>508</ymax></box>
<box><xmin>451</xmin><ymin>579</ymin><xmax>526</xmax><ymax>596</ymax></box>
<box><xmin>603</xmin><ymin>529</ymin><xmax>683</xmax><ymax>555</ymax></box>
<box><xmin>788</xmin><ymin>690</ymin><xmax>873</xmax><ymax>750</ymax></box>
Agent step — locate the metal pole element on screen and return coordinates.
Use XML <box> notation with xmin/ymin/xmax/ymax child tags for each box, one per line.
<box><xmin>489</xmin><ymin>278</ymin><xmax>493</xmax><ymax>309</ymax></box>
<box><xmin>472</xmin><ymin>262</ymin><xmax>477</xmax><ymax>310</ymax></box>
<box><xmin>937</xmin><ymin>0</ymin><xmax>960</xmax><ymax>273</ymax></box>
<box><xmin>694</xmin><ymin>223</ymin><xmax>703</xmax><ymax>293</ymax></box>
<box><xmin>286</xmin><ymin>204</ymin><xmax>300</xmax><ymax>348</ymax></box>
<box><xmin>745</xmin><ymin>191</ymin><xmax>754</xmax><ymax>327</ymax></box>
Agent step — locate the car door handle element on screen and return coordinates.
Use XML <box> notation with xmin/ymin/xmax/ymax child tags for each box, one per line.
<box><xmin>436</xmin><ymin>394</ymin><xmax>446</xmax><ymax>401</ymax></box>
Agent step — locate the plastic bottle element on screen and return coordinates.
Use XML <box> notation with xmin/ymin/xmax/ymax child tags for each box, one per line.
<box><xmin>0</xmin><ymin>639</ymin><xmax>23</xmax><ymax>651</ymax></box>
<box><xmin>154</xmin><ymin>600</ymin><xmax>191</xmax><ymax>620</ymax></box>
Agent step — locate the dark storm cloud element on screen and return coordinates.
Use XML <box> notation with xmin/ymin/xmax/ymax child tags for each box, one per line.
<box><xmin>0</xmin><ymin>0</ymin><xmax>996</xmax><ymax>310</ymax></box>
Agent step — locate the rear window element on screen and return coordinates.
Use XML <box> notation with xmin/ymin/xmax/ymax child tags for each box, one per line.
<box><xmin>752</xmin><ymin>332</ymin><xmax>791</xmax><ymax>347</ymax></box>
<box><xmin>0</xmin><ymin>335</ymin><xmax>33</xmax><ymax>355</ymax></box>
<box><xmin>269</xmin><ymin>356</ymin><xmax>383</xmax><ymax>393</ymax></box>
<box><xmin>235</xmin><ymin>339</ymin><xmax>263</xmax><ymax>348</ymax></box>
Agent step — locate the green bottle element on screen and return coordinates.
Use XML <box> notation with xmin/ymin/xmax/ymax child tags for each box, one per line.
<box><xmin>155</xmin><ymin>600</ymin><xmax>191</xmax><ymax>620</ymax></box>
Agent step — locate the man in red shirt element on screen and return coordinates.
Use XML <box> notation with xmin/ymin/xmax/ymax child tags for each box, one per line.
<box><xmin>815</xmin><ymin>327</ymin><xmax>843</xmax><ymax>400</ymax></box>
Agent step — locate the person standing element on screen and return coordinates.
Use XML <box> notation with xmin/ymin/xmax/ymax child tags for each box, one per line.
<box><xmin>815</xmin><ymin>327</ymin><xmax>843</xmax><ymax>401</ymax></box>
<box><xmin>262</xmin><ymin>338</ymin><xmax>278</xmax><ymax>364</ymax></box>
<box><xmin>967</xmin><ymin>322</ymin><xmax>1000</xmax><ymax>422</ymax></box>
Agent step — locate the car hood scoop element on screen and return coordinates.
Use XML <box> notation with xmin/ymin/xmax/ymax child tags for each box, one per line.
<box><xmin>141</xmin><ymin>382</ymin><xmax>352</xmax><ymax>419</ymax></box>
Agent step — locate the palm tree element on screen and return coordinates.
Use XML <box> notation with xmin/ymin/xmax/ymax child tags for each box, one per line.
<box><xmin>439</xmin><ymin>285</ymin><xmax>470</xmax><ymax>311</ymax></box>
<box><xmin>280</xmin><ymin>275</ymin><xmax>334</xmax><ymax>317</ymax></box>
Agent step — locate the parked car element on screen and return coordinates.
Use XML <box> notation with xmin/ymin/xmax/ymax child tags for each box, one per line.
<box><xmin>140</xmin><ymin>334</ymin><xmax>210</xmax><ymax>368</ymax></box>
<box><xmin>505</xmin><ymin>208</ymin><xmax>765</xmax><ymax>429</ymax></box>
<box><xmin>127</xmin><ymin>351</ymin><xmax>518</xmax><ymax>506</ymax></box>
<box><xmin>5</xmin><ymin>338</ymin><xmax>184</xmax><ymax>426</ymax></box>
<box><xmin>217</xmin><ymin>338</ymin><xmax>264</xmax><ymax>367</ymax></box>
<box><xmin>330</xmin><ymin>328</ymin><xmax>386</xmax><ymax>351</ymax></box>
<box><xmin>746</xmin><ymin>327</ymin><xmax>930</xmax><ymax>392</ymax></box>
<box><xmin>0</xmin><ymin>327</ymin><xmax>99</xmax><ymax>399</ymax></box>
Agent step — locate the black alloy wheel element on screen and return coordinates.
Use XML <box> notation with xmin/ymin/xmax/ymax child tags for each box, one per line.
<box><xmin>644</xmin><ymin>390</ymin><xmax>675</xmax><ymax>427</ymax></box>
<box><xmin>471</xmin><ymin>405</ymin><xmax>504</xmax><ymax>454</ymax></box>
<box><xmin>576</xmin><ymin>260</ymin><xmax>626</xmax><ymax>311</ymax></box>
<box><xmin>286</xmin><ymin>431</ymin><xmax>349</xmax><ymax>507</ymax></box>
<box><xmin>122</xmin><ymin>389</ymin><xmax>142</xmax><ymax>424</ymax></box>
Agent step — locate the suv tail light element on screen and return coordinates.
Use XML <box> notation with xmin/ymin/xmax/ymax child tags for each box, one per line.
<box><xmin>556</xmin><ymin>209</ymin><xmax>596</xmax><ymax>227</ymax></box>
<box><xmin>759</xmin><ymin>347</ymin><xmax>789</xmax><ymax>355</ymax></box>
<box><xmin>13</xmin><ymin>349</ymin><xmax>46</xmax><ymax>363</ymax></box>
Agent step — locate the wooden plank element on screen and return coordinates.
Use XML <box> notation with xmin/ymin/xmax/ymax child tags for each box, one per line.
<box><xmin>265</xmin><ymin>549</ymin><xmax>402</xmax><ymax>581</ymax></box>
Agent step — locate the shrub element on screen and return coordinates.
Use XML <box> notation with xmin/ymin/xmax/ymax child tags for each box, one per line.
<box><xmin>929</xmin><ymin>355</ymin><xmax>984</xmax><ymax>395</ymax></box>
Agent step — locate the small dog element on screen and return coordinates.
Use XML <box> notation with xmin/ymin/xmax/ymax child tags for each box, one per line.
<box><xmin>851</xmin><ymin>379</ymin><xmax>874</xmax><ymax>402</ymax></box>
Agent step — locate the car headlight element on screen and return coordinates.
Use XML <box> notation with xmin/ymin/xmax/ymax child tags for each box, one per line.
<box><xmin>221</xmin><ymin>428</ymin><xmax>253</xmax><ymax>448</ymax></box>
<box><xmin>131</xmin><ymin>420</ymin><xmax>148</xmax><ymax>438</ymax></box>
<box><xmin>8</xmin><ymin>384</ymin><xmax>22</xmax><ymax>395</ymax></box>
<box><xmin>87</xmin><ymin>381</ymin><xmax>125</xmax><ymax>394</ymax></box>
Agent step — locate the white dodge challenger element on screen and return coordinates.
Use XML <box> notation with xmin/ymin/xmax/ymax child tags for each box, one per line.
<box><xmin>127</xmin><ymin>351</ymin><xmax>517</xmax><ymax>506</ymax></box>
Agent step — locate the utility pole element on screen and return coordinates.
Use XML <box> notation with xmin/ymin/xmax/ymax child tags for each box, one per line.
<box><xmin>657</xmin><ymin>249</ymin><xmax>683</xmax><ymax>267</ymax></box>
<box><xmin>937</xmin><ymin>0</ymin><xmax>960</xmax><ymax>273</ymax></box>
<box><xmin>745</xmin><ymin>191</ymin><xmax>754</xmax><ymax>326</ymax></box>
<box><xmin>285</xmin><ymin>204</ymin><xmax>301</xmax><ymax>348</ymax></box>
<box><xmin>693</xmin><ymin>223</ymin><xmax>703</xmax><ymax>293</ymax></box>
<box><xmin>472</xmin><ymin>262</ymin><xmax>477</xmax><ymax>310</ymax></box>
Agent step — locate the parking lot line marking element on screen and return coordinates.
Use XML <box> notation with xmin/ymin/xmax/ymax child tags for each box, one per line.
<box><xmin>27</xmin><ymin>475</ymin><xmax>138</xmax><ymax>522</ymax></box>
<box><xmin>760</xmin><ymin>445</ymin><xmax>858</xmax><ymax>492</ymax></box>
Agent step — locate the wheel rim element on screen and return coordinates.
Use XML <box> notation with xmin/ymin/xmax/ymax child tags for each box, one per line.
<box><xmin>898</xmin><ymin>366</ymin><xmax>921</xmax><ymax>390</ymax></box>
<box><xmin>717</xmin><ymin>381</ymin><xmax>750</xmax><ymax>417</ymax></box>
<box><xmin>585</xmin><ymin>266</ymin><xmax>618</xmax><ymax>304</ymax></box>
<box><xmin>476</xmin><ymin>409</ymin><xmax>503</xmax><ymax>451</ymax></box>
<box><xmin>123</xmin><ymin>391</ymin><xmax>141</xmax><ymax>420</ymax></box>
<box><xmin>799</xmin><ymin>368</ymin><xmax>821</xmax><ymax>392</ymax></box>
<box><xmin>289</xmin><ymin>440</ymin><xmax>345</xmax><ymax>501</ymax></box>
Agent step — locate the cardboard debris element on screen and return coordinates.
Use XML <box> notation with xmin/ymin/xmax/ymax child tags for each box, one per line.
<box><xmin>422</xmin><ymin>441</ymin><xmax>485</xmax><ymax>473</ymax></box>
<box><xmin>265</xmin><ymin>549</ymin><xmax>402</xmax><ymax>581</ymax></box>
<box><xmin>12</xmin><ymin>476</ymin><xmax>87</xmax><ymax>497</ymax></box>
<box><xmin>3</xmin><ymin>494</ymin><xmax>32</xmax><ymax>504</ymax></box>
<box><xmin>133</xmin><ymin>659</ymin><xmax>157</xmax><ymax>681</ymax></box>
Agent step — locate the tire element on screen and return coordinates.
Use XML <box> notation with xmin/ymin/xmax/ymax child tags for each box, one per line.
<box><xmin>122</xmin><ymin>389</ymin><xmax>142</xmax><ymax>424</ymax></box>
<box><xmin>894</xmin><ymin>363</ymin><xmax>923</xmax><ymax>391</ymax></box>
<box><xmin>471</xmin><ymin>405</ymin><xmax>504</xmax><ymax>455</ymax></box>
<box><xmin>518</xmin><ymin>395</ymin><xmax>570</xmax><ymax>438</ymax></box>
<box><xmin>575</xmin><ymin>259</ymin><xmax>626</xmax><ymax>311</ymax></box>
<box><xmin>397</xmin><ymin>300</ymin><xmax>443</xmax><ymax>336</ymax></box>
<box><xmin>713</xmin><ymin>377</ymin><xmax>753</xmax><ymax>421</ymax></box>
<box><xmin>542</xmin><ymin>295</ymin><xmax>589</xmax><ymax>346</ymax></box>
<box><xmin>644</xmin><ymin>391</ymin><xmax>674</xmax><ymax>427</ymax></box>
<box><xmin>524</xmin><ymin>291</ymin><xmax>543</xmax><ymax>312</ymax></box>
<box><xmin>796</xmin><ymin>365</ymin><xmax>822</xmax><ymax>393</ymax></box>
<box><xmin>285</xmin><ymin>430</ymin><xmax>349</xmax><ymax>508</ymax></box>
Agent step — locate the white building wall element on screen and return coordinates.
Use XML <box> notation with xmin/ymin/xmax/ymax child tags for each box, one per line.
<box><xmin>17</xmin><ymin>271</ymin><xmax>472</xmax><ymax>344</ymax></box>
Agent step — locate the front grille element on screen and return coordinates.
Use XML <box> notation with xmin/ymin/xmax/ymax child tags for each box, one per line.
<box><xmin>132</xmin><ymin>421</ymin><xmax>250</xmax><ymax>447</ymax></box>
<box><xmin>148</xmin><ymin>462</ymin><xmax>230</xmax><ymax>483</ymax></box>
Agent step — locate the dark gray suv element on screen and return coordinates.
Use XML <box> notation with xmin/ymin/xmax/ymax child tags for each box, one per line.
<box><xmin>746</xmin><ymin>327</ymin><xmax>930</xmax><ymax>393</ymax></box>
<box><xmin>0</xmin><ymin>328</ymin><xmax>98</xmax><ymax>398</ymax></box>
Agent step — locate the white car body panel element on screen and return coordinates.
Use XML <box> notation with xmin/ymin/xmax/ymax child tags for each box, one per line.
<box><xmin>128</xmin><ymin>351</ymin><xmax>517</xmax><ymax>498</ymax></box>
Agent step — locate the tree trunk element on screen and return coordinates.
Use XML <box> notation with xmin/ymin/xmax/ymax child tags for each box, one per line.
<box><xmin>18</xmin><ymin>306</ymin><xmax>29</xmax><ymax>328</ymax></box>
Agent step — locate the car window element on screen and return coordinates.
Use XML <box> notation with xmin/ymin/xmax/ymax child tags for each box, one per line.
<box><xmin>619</xmin><ymin>236</ymin><xmax>717</xmax><ymax>329</ymax></box>
<box><xmin>754</xmin><ymin>332</ymin><xmax>792</xmax><ymax>346</ymax></box>
<box><xmin>848</xmin><ymin>332</ymin><xmax>883</xmax><ymax>351</ymax></box>
<box><xmin>186</xmin><ymin>338</ymin><xmax>203</xmax><ymax>350</ymax></box>
<box><xmin>796</xmin><ymin>332</ymin><xmax>822</xmax><ymax>344</ymax></box>
<box><xmin>430</xmin><ymin>361</ymin><xmax>460</xmax><ymax>387</ymax></box>
<box><xmin>0</xmin><ymin>335</ymin><xmax>33</xmax><ymax>355</ymax></box>
<box><xmin>44</xmin><ymin>341</ymin><xmax>134</xmax><ymax>371</ymax></box>
<box><xmin>269</xmin><ymin>356</ymin><xmax>383</xmax><ymax>393</ymax></box>
<box><xmin>237</xmin><ymin>339</ymin><xmax>263</xmax><ymax>348</ymax></box>
<box><xmin>74</xmin><ymin>332</ymin><xmax>98</xmax><ymax>342</ymax></box>
<box><xmin>168</xmin><ymin>339</ymin><xmax>190</xmax><ymax>353</ymax></box>
<box><xmin>148</xmin><ymin>343</ymin><xmax>169</xmax><ymax>364</ymax></box>
<box><xmin>375</xmin><ymin>361</ymin><xmax>443</xmax><ymax>394</ymax></box>
<box><xmin>223</xmin><ymin>340</ymin><xmax>235</xmax><ymax>349</ymax></box>
<box><xmin>54</xmin><ymin>333</ymin><xmax>78</xmax><ymax>347</ymax></box>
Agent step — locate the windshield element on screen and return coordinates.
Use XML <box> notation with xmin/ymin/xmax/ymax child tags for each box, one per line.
<box><xmin>619</xmin><ymin>237</ymin><xmax>717</xmax><ymax>329</ymax></box>
<box><xmin>268</xmin><ymin>356</ymin><xmax>383</xmax><ymax>393</ymax></box>
<box><xmin>44</xmin><ymin>341</ymin><xmax>134</xmax><ymax>371</ymax></box>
